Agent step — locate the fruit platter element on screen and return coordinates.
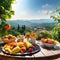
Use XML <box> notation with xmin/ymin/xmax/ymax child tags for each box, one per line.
<box><xmin>40</xmin><ymin>38</ymin><xmax>59</xmax><ymax>48</ymax></box>
<box><xmin>1</xmin><ymin>34</ymin><xmax>40</xmax><ymax>56</ymax></box>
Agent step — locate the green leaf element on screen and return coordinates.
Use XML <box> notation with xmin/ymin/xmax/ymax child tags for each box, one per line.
<box><xmin>10</xmin><ymin>11</ymin><xmax>14</xmax><ymax>15</ymax></box>
<box><xmin>0</xmin><ymin>0</ymin><xmax>15</xmax><ymax>36</ymax></box>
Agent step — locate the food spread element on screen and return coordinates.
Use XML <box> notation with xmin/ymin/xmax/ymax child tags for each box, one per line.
<box><xmin>3</xmin><ymin>38</ymin><xmax>39</xmax><ymax>54</ymax></box>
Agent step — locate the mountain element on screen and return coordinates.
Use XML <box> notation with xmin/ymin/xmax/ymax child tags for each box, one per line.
<box><xmin>7</xmin><ymin>19</ymin><xmax>58</xmax><ymax>27</ymax></box>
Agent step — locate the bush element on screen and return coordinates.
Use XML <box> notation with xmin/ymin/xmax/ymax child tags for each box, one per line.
<box><xmin>36</xmin><ymin>30</ymin><xmax>51</xmax><ymax>40</ymax></box>
<box><xmin>50</xmin><ymin>23</ymin><xmax>60</xmax><ymax>42</ymax></box>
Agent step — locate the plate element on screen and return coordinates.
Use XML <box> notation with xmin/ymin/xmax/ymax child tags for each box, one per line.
<box><xmin>0</xmin><ymin>42</ymin><xmax>5</xmax><ymax>46</ymax></box>
<box><xmin>1</xmin><ymin>45</ymin><xmax>40</xmax><ymax>56</ymax></box>
<box><xmin>0</xmin><ymin>38</ymin><xmax>5</xmax><ymax>46</ymax></box>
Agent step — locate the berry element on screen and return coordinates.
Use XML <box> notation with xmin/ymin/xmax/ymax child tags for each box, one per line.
<box><xmin>28</xmin><ymin>48</ymin><xmax>33</xmax><ymax>52</ymax></box>
<box><xmin>34</xmin><ymin>44</ymin><xmax>38</xmax><ymax>47</ymax></box>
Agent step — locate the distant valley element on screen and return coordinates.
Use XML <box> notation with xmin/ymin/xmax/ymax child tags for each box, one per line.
<box><xmin>7</xmin><ymin>19</ymin><xmax>58</xmax><ymax>27</ymax></box>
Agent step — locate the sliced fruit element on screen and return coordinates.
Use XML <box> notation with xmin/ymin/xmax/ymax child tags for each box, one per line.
<box><xmin>5</xmin><ymin>48</ymin><xmax>12</xmax><ymax>53</ymax></box>
<box><xmin>11</xmin><ymin>46</ymin><xmax>20</xmax><ymax>54</ymax></box>
<box><xmin>23</xmin><ymin>41</ymin><xmax>32</xmax><ymax>48</ymax></box>
<box><xmin>54</xmin><ymin>40</ymin><xmax>59</xmax><ymax>44</ymax></box>
<box><xmin>17</xmin><ymin>42</ymin><xmax>24</xmax><ymax>47</ymax></box>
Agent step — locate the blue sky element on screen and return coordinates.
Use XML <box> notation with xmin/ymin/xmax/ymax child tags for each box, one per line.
<box><xmin>11</xmin><ymin>0</ymin><xmax>60</xmax><ymax>20</ymax></box>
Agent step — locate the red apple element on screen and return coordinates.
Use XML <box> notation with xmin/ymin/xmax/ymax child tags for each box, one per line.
<box><xmin>4</xmin><ymin>24</ymin><xmax>11</xmax><ymax>30</ymax></box>
<box><xmin>21</xmin><ymin>46</ymin><xmax>26</xmax><ymax>53</ymax></box>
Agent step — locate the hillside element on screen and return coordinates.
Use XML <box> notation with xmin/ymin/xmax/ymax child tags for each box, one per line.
<box><xmin>7</xmin><ymin>19</ymin><xmax>58</xmax><ymax>27</ymax></box>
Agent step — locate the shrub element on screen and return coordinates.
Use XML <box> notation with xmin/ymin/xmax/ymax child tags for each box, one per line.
<box><xmin>50</xmin><ymin>23</ymin><xmax>60</xmax><ymax>42</ymax></box>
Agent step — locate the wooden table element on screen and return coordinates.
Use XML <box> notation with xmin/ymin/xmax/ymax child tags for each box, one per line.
<box><xmin>0</xmin><ymin>43</ymin><xmax>60</xmax><ymax>60</ymax></box>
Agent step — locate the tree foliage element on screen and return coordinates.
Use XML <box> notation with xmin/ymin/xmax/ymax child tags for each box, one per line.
<box><xmin>50</xmin><ymin>23</ymin><xmax>60</xmax><ymax>42</ymax></box>
<box><xmin>0</xmin><ymin>0</ymin><xmax>14</xmax><ymax>22</ymax></box>
<box><xmin>50</xmin><ymin>5</ymin><xmax>60</xmax><ymax>42</ymax></box>
<box><xmin>0</xmin><ymin>0</ymin><xmax>15</xmax><ymax>36</ymax></box>
<box><xmin>50</xmin><ymin>4</ymin><xmax>60</xmax><ymax>23</ymax></box>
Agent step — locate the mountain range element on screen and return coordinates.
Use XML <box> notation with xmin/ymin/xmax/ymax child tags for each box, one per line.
<box><xmin>7</xmin><ymin>19</ymin><xmax>58</xmax><ymax>27</ymax></box>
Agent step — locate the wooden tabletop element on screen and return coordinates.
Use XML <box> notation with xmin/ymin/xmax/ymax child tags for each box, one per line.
<box><xmin>0</xmin><ymin>42</ymin><xmax>60</xmax><ymax>60</ymax></box>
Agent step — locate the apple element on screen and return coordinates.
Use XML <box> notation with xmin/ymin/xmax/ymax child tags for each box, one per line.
<box><xmin>21</xmin><ymin>46</ymin><xmax>26</xmax><ymax>53</ymax></box>
<box><xmin>4</xmin><ymin>24</ymin><xmax>11</xmax><ymax>30</ymax></box>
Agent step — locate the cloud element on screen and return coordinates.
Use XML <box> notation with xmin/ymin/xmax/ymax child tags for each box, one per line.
<box><xmin>11</xmin><ymin>0</ymin><xmax>52</xmax><ymax>20</ymax></box>
<box><xmin>42</xmin><ymin>4</ymin><xmax>50</xmax><ymax>8</ymax></box>
<box><xmin>11</xmin><ymin>10</ymin><xmax>51</xmax><ymax>20</ymax></box>
<box><xmin>37</xmin><ymin>10</ymin><xmax>49</xmax><ymax>15</ymax></box>
<box><xmin>38</xmin><ymin>10</ymin><xmax>53</xmax><ymax>15</ymax></box>
<box><xmin>11</xmin><ymin>1</ymin><xmax>52</xmax><ymax>20</ymax></box>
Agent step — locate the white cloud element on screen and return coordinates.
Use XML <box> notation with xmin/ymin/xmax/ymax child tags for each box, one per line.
<box><xmin>11</xmin><ymin>10</ymin><xmax>51</xmax><ymax>20</ymax></box>
<box><xmin>37</xmin><ymin>10</ymin><xmax>49</xmax><ymax>15</ymax></box>
<box><xmin>42</xmin><ymin>4</ymin><xmax>50</xmax><ymax>8</ymax></box>
<box><xmin>11</xmin><ymin>1</ymin><xmax>51</xmax><ymax>20</ymax></box>
<box><xmin>38</xmin><ymin>10</ymin><xmax>53</xmax><ymax>15</ymax></box>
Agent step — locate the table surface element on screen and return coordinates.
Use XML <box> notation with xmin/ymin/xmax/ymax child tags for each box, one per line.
<box><xmin>0</xmin><ymin>42</ymin><xmax>60</xmax><ymax>60</ymax></box>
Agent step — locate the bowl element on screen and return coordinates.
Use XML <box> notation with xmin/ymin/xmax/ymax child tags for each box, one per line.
<box><xmin>40</xmin><ymin>38</ymin><xmax>56</xmax><ymax>48</ymax></box>
<box><xmin>42</xmin><ymin>42</ymin><xmax>55</xmax><ymax>47</ymax></box>
<box><xmin>1</xmin><ymin>35</ymin><xmax>16</xmax><ymax>43</ymax></box>
<box><xmin>40</xmin><ymin>41</ymin><xmax>56</xmax><ymax>48</ymax></box>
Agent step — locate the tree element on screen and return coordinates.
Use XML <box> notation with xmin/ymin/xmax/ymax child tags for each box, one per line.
<box><xmin>50</xmin><ymin>4</ymin><xmax>60</xmax><ymax>23</ymax></box>
<box><xmin>50</xmin><ymin>5</ymin><xmax>60</xmax><ymax>42</ymax></box>
<box><xmin>0</xmin><ymin>0</ymin><xmax>15</xmax><ymax>36</ymax></box>
<box><xmin>17</xmin><ymin>24</ymin><xmax>20</xmax><ymax>32</ymax></box>
<box><xmin>19</xmin><ymin>25</ymin><xmax>26</xmax><ymax>35</ymax></box>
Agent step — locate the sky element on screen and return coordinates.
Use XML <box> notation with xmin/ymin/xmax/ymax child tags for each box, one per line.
<box><xmin>11</xmin><ymin>0</ymin><xmax>60</xmax><ymax>20</ymax></box>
